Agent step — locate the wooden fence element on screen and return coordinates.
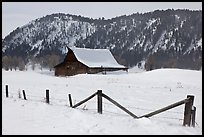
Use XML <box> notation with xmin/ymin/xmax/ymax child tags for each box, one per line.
<box><xmin>68</xmin><ymin>90</ymin><xmax>196</xmax><ymax>127</ymax></box>
<box><xmin>4</xmin><ymin>85</ymin><xmax>196</xmax><ymax>127</ymax></box>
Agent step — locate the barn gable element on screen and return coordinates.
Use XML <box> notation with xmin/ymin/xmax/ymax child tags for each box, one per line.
<box><xmin>54</xmin><ymin>47</ymin><xmax>128</xmax><ymax>76</ymax></box>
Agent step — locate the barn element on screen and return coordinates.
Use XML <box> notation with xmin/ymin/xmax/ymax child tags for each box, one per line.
<box><xmin>54</xmin><ymin>47</ymin><xmax>128</xmax><ymax>76</ymax></box>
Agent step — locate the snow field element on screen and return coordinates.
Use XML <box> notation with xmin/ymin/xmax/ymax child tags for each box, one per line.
<box><xmin>2</xmin><ymin>68</ymin><xmax>202</xmax><ymax>135</ymax></box>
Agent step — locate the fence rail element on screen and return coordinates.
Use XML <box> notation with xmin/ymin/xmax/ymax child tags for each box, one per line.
<box><xmin>138</xmin><ymin>97</ymin><xmax>190</xmax><ymax>118</ymax></box>
<box><xmin>4</xmin><ymin>84</ymin><xmax>196</xmax><ymax>127</ymax></box>
<box><xmin>102</xmin><ymin>93</ymin><xmax>138</xmax><ymax>118</ymax></box>
<box><xmin>72</xmin><ymin>91</ymin><xmax>98</xmax><ymax>108</ymax></box>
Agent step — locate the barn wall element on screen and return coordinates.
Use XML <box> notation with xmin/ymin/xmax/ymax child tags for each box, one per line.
<box><xmin>87</xmin><ymin>67</ymin><xmax>128</xmax><ymax>74</ymax></box>
<box><xmin>55</xmin><ymin>61</ymin><xmax>89</xmax><ymax>76</ymax></box>
<box><xmin>55</xmin><ymin>48</ymin><xmax>128</xmax><ymax>76</ymax></box>
<box><xmin>87</xmin><ymin>68</ymin><xmax>103</xmax><ymax>74</ymax></box>
<box><xmin>65</xmin><ymin>61</ymin><xmax>88</xmax><ymax>76</ymax></box>
<box><xmin>55</xmin><ymin>64</ymin><xmax>128</xmax><ymax>76</ymax></box>
<box><xmin>55</xmin><ymin>49</ymin><xmax>88</xmax><ymax>76</ymax></box>
<box><xmin>55</xmin><ymin>66</ymin><xmax>67</xmax><ymax>76</ymax></box>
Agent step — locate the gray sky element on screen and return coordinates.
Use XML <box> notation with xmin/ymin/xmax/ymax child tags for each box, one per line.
<box><xmin>2</xmin><ymin>2</ymin><xmax>202</xmax><ymax>38</ymax></box>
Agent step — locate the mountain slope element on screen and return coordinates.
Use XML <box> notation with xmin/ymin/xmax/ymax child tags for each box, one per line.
<box><xmin>2</xmin><ymin>13</ymin><xmax>96</xmax><ymax>58</ymax></box>
<box><xmin>2</xmin><ymin>9</ymin><xmax>202</xmax><ymax>70</ymax></box>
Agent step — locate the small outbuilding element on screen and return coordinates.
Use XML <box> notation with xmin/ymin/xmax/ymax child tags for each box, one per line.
<box><xmin>54</xmin><ymin>47</ymin><xmax>128</xmax><ymax>76</ymax></box>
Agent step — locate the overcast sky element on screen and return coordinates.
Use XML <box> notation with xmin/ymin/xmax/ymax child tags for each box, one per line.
<box><xmin>2</xmin><ymin>2</ymin><xmax>202</xmax><ymax>38</ymax></box>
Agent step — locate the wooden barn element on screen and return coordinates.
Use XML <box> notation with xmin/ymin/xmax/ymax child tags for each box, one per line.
<box><xmin>54</xmin><ymin>47</ymin><xmax>128</xmax><ymax>76</ymax></box>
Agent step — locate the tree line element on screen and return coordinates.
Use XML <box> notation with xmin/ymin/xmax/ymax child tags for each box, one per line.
<box><xmin>2</xmin><ymin>54</ymin><xmax>61</xmax><ymax>71</ymax></box>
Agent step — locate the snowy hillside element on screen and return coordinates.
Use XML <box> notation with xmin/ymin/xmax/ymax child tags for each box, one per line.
<box><xmin>2</xmin><ymin>68</ymin><xmax>202</xmax><ymax>135</ymax></box>
<box><xmin>2</xmin><ymin>9</ymin><xmax>202</xmax><ymax>70</ymax></box>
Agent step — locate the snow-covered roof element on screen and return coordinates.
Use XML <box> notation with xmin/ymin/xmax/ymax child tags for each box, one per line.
<box><xmin>69</xmin><ymin>47</ymin><xmax>126</xmax><ymax>68</ymax></box>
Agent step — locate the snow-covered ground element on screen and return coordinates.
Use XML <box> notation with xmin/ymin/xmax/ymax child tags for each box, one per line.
<box><xmin>2</xmin><ymin>68</ymin><xmax>202</xmax><ymax>135</ymax></box>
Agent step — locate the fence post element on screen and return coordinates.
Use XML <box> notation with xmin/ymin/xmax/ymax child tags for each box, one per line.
<box><xmin>18</xmin><ymin>90</ymin><xmax>21</xmax><ymax>98</ymax></box>
<box><xmin>68</xmin><ymin>94</ymin><xmax>73</xmax><ymax>107</ymax></box>
<box><xmin>22</xmin><ymin>90</ymin><xmax>27</xmax><ymax>100</ymax></box>
<box><xmin>97</xmin><ymin>90</ymin><xmax>102</xmax><ymax>114</ymax></box>
<box><xmin>6</xmin><ymin>85</ymin><xmax>9</xmax><ymax>97</ymax></box>
<box><xmin>191</xmin><ymin>106</ymin><xmax>196</xmax><ymax>127</ymax></box>
<box><xmin>46</xmin><ymin>89</ymin><xmax>49</xmax><ymax>104</ymax></box>
<box><xmin>183</xmin><ymin>95</ymin><xmax>194</xmax><ymax>126</ymax></box>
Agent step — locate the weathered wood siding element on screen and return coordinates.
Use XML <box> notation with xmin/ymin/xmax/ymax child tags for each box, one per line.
<box><xmin>55</xmin><ymin>61</ymin><xmax>89</xmax><ymax>76</ymax></box>
<box><xmin>55</xmin><ymin>64</ymin><xmax>67</xmax><ymax>76</ymax></box>
<box><xmin>65</xmin><ymin>62</ymin><xmax>88</xmax><ymax>76</ymax></box>
<box><xmin>54</xmin><ymin>48</ymin><xmax>128</xmax><ymax>76</ymax></box>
